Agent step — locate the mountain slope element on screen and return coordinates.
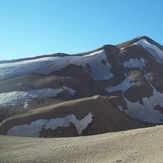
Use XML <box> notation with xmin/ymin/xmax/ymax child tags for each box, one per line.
<box><xmin>0</xmin><ymin>36</ymin><xmax>163</xmax><ymax>137</ymax></box>
<box><xmin>0</xmin><ymin>95</ymin><xmax>148</xmax><ymax>137</ymax></box>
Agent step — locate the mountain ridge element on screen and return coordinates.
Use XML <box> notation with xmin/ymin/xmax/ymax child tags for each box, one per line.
<box><xmin>2</xmin><ymin>35</ymin><xmax>161</xmax><ymax>64</ymax></box>
<box><xmin>0</xmin><ymin>36</ymin><xmax>163</xmax><ymax>137</ymax></box>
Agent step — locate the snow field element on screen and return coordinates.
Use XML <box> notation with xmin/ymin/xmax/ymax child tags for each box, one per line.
<box><xmin>123</xmin><ymin>86</ymin><xmax>163</xmax><ymax>123</ymax></box>
<box><xmin>105</xmin><ymin>77</ymin><xmax>135</xmax><ymax>94</ymax></box>
<box><xmin>0</xmin><ymin>87</ymin><xmax>76</xmax><ymax>107</ymax></box>
<box><xmin>105</xmin><ymin>57</ymin><xmax>148</xmax><ymax>94</ymax></box>
<box><xmin>7</xmin><ymin>112</ymin><xmax>93</xmax><ymax>137</ymax></box>
<box><xmin>105</xmin><ymin>72</ymin><xmax>163</xmax><ymax>123</ymax></box>
<box><xmin>123</xmin><ymin>58</ymin><xmax>147</xmax><ymax>70</ymax></box>
<box><xmin>0</xmin><ymin>50</ymin><xmax>114</xmax><ymax>80</ymax></box>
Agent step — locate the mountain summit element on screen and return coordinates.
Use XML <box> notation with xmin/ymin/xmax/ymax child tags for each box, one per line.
<box><xmin>0</xmin><ymin>36</ymin><xmax>163</xmax><ymax>137</ymax></box>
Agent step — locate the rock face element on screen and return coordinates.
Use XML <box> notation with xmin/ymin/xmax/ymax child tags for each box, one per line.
<box><xmin>0</xmin><ymin>36</ymin><xmax>163</xmax><ymax>137</ymax></box>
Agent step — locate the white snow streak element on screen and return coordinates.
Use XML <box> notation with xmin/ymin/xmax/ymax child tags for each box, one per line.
<box><xmin>105</xmin><ymin>77</ymin><xmax>135</xmax><ymax>93</ymax></box>
<box><xmin>134</xmin><ymin>39</ymin><xmax>163</xmax><ymax>64</ymax></box>
<box><xmin>0</xmin><ymin>50</ymin><xmax>114</xmax><ymax>80</ymax></box>
<box><xmin>7</xmin><ymin>112</ymin><xmax>93</xmax><ymax>137</ymax></box>
<box><xmin>80</xmin><ymin>50</ymin><xmax>114</xmax><ymax>80</ymax></box>
<box><xmin>120</xmin><ymin>77</ymin><xmax>163</xmax><ymax>123</ymax></box>
<box><xmin>123</xmin><ymin>84</ymin><xmax>163</xmax><ymax>123</ymax></box>
<box><xmin>123</xmin><ymin>58</ymin><xmax>147</xmax><ymax>70</ymax></box>
<box><xmin>105</xmin><ymin>57</ymin><xmax>148</xmax><ymax>94</ymax></box>
<box><xmin>61</xmin><ymin>86</ymin><xmax>76</xmax><ymax>95</ymax></box>
<box><xmin>0</xmin><ymin>87</ymin><xmax>76</xmax><ymax>107</ymax></box>
<box><xmin>105</xmin><ymin>71</ymin><xmax>163</xmax><ymax>123</ymax></box>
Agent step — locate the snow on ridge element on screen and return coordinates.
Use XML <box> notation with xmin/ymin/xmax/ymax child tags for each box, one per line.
<box><xmin>7</xmin><ymin>112</ymin><xmax>93</xmax><ymax>137</ymax></box>
<box><xmin>0</xmin><ymin>87</ymin><xmax>76</xmax><ymax>107</ymax></box>
<box><xmin>0</xmin><ymin>56</ymin><xmax>60</xmax><ymax>79</ymax></box>
<box><xmin>0</xmin><ymin>49</ymin><xmax>114</xmax><ymax>80</ymax></box>
<box><xmin>134</xmin><ymin>39</ymin><xmax>163</xmax><ymax>64</ymax></box>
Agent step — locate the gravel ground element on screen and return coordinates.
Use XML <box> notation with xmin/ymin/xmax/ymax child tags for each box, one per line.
<box><xmin>1</xmin><ymin>125</ymin><xmax>163</xmax><ymax>163</ymax></box>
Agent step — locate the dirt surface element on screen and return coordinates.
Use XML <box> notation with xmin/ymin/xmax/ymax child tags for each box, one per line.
<box><xmin>1</xmin><ymin>125</ymin><xmax>163</xmax><ymax>163</ymax></box>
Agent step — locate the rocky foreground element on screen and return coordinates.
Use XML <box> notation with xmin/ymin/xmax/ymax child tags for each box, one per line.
<box><xmin>0</xmin><ymin>125</ymin><xmax>163</xmax><ymax>163</ymax></box>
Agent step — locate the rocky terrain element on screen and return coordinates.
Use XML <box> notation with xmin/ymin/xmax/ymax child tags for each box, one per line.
<box><xmin>0</xmin><ymin>36</ymin><xmax>163</xmax><ymax>137</ymax></box>
<box><xmin>1</xmin><ymin>125</ymin><xmax>163</xmax><ymax>163</ymax></box>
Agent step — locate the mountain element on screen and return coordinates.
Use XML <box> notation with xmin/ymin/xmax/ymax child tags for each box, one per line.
<box><xmin>0</xmin><ymin>36</ymin><xmax>163</xmax><ymax>137</ymax></box>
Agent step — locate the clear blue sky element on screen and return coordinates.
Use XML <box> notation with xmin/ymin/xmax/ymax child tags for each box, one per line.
<box><xmin>0</xmin><ymin>0</ymin><xmax>163</xmax><ymax>60</ymax></box>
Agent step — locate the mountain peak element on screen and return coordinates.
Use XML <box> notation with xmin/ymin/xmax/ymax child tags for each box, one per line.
<box><xmin>0</xmin><ymin>36</ymin><xmax>163</xmax><ymax>137</ymax></box>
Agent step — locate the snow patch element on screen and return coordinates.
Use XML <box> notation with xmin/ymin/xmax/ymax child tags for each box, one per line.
<box><xmin>123</xmin><ymin>58</ymin><xmax>147</xmax><ymax>70</ymax></box>
<box><xmin>123</xmin><ymin>85</ymin><xmax>163</xmax><ymax>123</ymax></box>
<box><xmin>105</xmin><ymin>71</ymin><xmax>163</xmax><ymax>123</ymax></box>
<box><xmin>7</xmin><ymin>112</ymin><xmax>93</xmax><ymax>137</ymax></box>
<box><xmin>0</xmin><ymin>87</ymin><xmax>76</xmax><ymax>107</ymax></box>
<box><xmin>80</xmin><ymin>50</ymin><xmax>114</xmax><ymax>80</ymax></box>
<box><xmin>61</xmin><ymin>86</ymin><xmax>76</xmax><ymax>95</ymax></box>
<box><xmin>115</xmin><ymin>74</ymin><xmax>163</xmax><ymax>123</ymax></box>
<box><xmin>0</xmin><ymin>50</ymin><xmax>114</xmax><ymax>80</ymax></box>
<box><xmin>134</xmin><ymin>39</ymin><xmax>163</xmax><ymax>64</ymax></box>
<box><xmin>105</xmin><ymin>77</ymin><xmax>135</xmax><ymax>94</ymax></box>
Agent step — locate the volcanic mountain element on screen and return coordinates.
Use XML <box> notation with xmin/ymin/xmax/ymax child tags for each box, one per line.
<box><xmin>0</xmin><ymin>36</ymin><xmax>163</xmax><ymax>137</ymax></box>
